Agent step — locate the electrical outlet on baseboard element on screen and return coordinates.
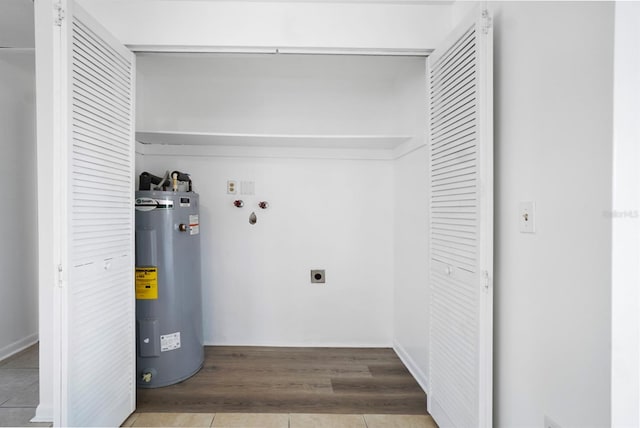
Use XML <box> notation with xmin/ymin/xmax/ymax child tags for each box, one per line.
<box><xmin>544</xmin><ymin>415</ymin><xmax>562</xmax><ymax>428</ymax></box>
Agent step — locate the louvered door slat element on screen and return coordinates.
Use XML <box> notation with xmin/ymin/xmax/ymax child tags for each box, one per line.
<box><xmin>433</xmin><ymin>49</ymin><xmax>476</xmax><ymax>86</ymax></box>
<box><xmin>71</xmin><ymin>38</ymin><xmax>132</xmax><ymax>91</ymax></box>
<box><xmin>432</xmin><ymin>60</ymin><xmax>476</xmax><ymax>102</ymax></box>
<box><xmin>432</xmin><ymin>67</ymin><xmax>476</xmax><ymax>105</ymax></box>
<box><xmin>432</xmin><ymin>157</ymin><xmax>477</xmax><ymax>174</ymax></box>
<box><xmin>72</xmin><ymin>77</ymin><xmax>130</xmax><ymax>116</ymax></box>
<box><xmin>432</xmin><ymin>176</ymin><xmax>476</xmax><ymax>190</ymax></box>
<box><xmin>431</xmin><ymin>278</ymin><xmax>477</xmax><ymax>315</ymax></box>
<box><xmin>431</xmin><ymin>29</ymin><xmax>476</xmax><ymax>79</ymax></box>
<box><xmin>73</xmin><ymin>152</ymin><xmax>131</xmax><ymax>175</ymax></box>
<box><xmin>431</xmin><ymin>187</ymin><xmax>477</xmax><ymax>198</ymax></box>
<box><xmin>432</xmin><ymin>115</ymin><xmax>476</xmax><ymax>140</ymax></box>
<box><xmin>73</xmin><ymin>127</ymin><xmax>131</xmax><ymax>154</ymax></box>
<box><xmin>73</xmin><ymin>109</ymin><xmax>129</xmax><ymax>141</ymax></box>
<box><xmin>431</xmin><ymin>181</ymin><xmax>476</xmax><ymax>195</ymax></box>
<box><xmin>432</xmin><ymin>130</ymin><xmax>476</xmax><ymax>153</ymax></box>
<box><xmin>428</xmin><ymin>8</ymin><xmax>493</xmax><ymax>428</ymax></box>
<box><xmin>73</xmin><ymin>19</ymin><xmax>130</xmax><ymax>69</ymax></box>
<box><xmin>432</xmin><ymin>239</ymin><xmax>476</xmax><ymax>254</ymax></box>
<box><xmin>433</xmin><ymin>151</ymin><xmax>476</xmax><ymax>169</ymax></box>
<box><xmin>60</xmin><ymin>2</ymin><xmax>136</xmax><ymax>426</ymax></box>
<box><xmin>73</xmin><ymin>90</ymin><xmax>130</xmax><ymax>123</ymax></box>
<box><xmin>73</xmin><ymin>140</ymin><xmax>130</xmax><ymax>163</ymax></box>
<box><xmin>72</xmin><ymin>22</ymin><xmax>131</xmax><ymax>80</ymax></box>
<box><xmin>71</xmin><ymin>68</ymin><xmax>130</xmax><ymax>110</ymax></box>
<box><xmin>72</xmin><ymin>96</ymin><xmax>130</xmax><ymax>129</ymax></box>
<box><xmin>433</xmin><ymin>234</ymin><xmax>476</xmax><ymax>246</ymax></box>
<box><xmin>71</xmin><ymin>52</ymin><xmax>131</xmax><ymax>99</ymax></box>
<box><xmin>432</xmin><ymin>105</ymin><xmax>476</xmax><ymax>134</ymax></box>
<box><xmin>433</xmin><ymin>98</ymin><xmax>476</xmax><ymax>127</ymax></box>
<box><xmin>73</xmin><ymin>136</ymin><xmax>130</xmax><ymax>161</ymax></box>
<box><xmin>433</xmin><ymin>54</ymin><xmax>476</xmax><ymax>91</ymax></box>
<box><xmin>432</xmin><ymin>83</ymin><xmax>476</xmax><ymax>119</ymax></box>
<box><xmin>72</xmin><ymin>82</ymin><xmax>130</xmax><ymax>118</ymax></box>
<box><xmin>432</xmin><ymin>237</ymin><xmax>476</xmax><ymax>252</ymax></box>
<box><xmin>432</xmin><ymin>128</ymin><xmax>477</xmax><ymax>153</ymax></box>
<box><xmin>431</xmin><ymin>189</ymin><xmax>476</xmax><ymax>201</ymax></box>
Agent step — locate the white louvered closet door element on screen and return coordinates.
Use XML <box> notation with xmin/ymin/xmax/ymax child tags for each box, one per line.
<box><xmin>57</xmin><ymin>1</ymin><xmax>136</xmax><ymax>426</ymax></box>
<box><xmin>427</xmin><ymin>8</ymin><xmax>493</xmax><ymax>428</ymax></box>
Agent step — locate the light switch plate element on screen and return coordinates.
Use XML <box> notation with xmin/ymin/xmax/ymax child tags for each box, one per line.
<box><xmin>519</xmin><ymin>201</ymin><xmax>535</xmax><ymax>233</ymax></box>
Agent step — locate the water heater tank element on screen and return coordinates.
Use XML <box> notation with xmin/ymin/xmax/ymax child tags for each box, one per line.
<box><xmin>135</xmin><ymin>190</ymin><xmax>204</xmax><ymax>388</ymax></box>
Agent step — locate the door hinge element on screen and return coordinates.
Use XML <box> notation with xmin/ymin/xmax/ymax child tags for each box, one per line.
<box><xmin>54</xmin><ymin>3</ymin><xmax>65</xmax><ymax>27</ymax></box>
<box><xmin>57</xmin><ymin>264</ymin><xmax>64</xmax><ymax>287</ymax></box>
<box><xmin>481</xmin><ymin>9</ymin><xmax>492</xmax><ymax>35</ymax></box>
<box><xmin>481</xmin><ymin>270</ymin><xmax>490</xmax><ymax>291</ymax></box>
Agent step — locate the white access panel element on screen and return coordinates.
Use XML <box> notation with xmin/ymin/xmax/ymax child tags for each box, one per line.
<box><xmin>56</xmin><ymin>1</ymin><xmax>136</xmax><ymax>426</ymax></box>
<box><xmin>427</xmin><ymin>8</ymin><xmax>493</xmax><ymax>428</ymax></box>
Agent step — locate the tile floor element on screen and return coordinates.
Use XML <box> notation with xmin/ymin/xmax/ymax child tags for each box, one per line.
<box><xmin>122</xmin><ymin>412</ymin><xmax>438</xmax><ymax>428</ymax></box>
<box><xmin>0</xmin><ymin>344</ymin><xmax>50</xmax><ymax>428</ymax></box>
<box><xmin>1</xmin><ymin>345</ymin><xmax>438</xmax><ymax>428</ymax></box>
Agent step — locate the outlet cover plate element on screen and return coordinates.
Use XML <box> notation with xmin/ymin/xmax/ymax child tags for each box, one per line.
<box><xmin>519</xmin><ymin>201</ymin><xmax>536</xmax><ymax>233</ymax></box>
<box><xmin>310</xmin><ymin>270</ymin><xmax>325</xmax><ymax>283</ymax></box>
<box><xmin>227</xmin><ymin>180</ymin><xmax>237</xmax><ymax>194</ymax></box>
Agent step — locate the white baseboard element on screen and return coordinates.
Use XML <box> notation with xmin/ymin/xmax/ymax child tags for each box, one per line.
<box><xmin>393</xmin><ymin>341</ymin><xmax>429</xmax><ymax>395</ymax></box>
<box><xmin>0</xmin><ymin>333</ymin><xmax>38</xmax><ymax>363</ymax></box>
<box><xmin>32</xmin><ymin>404</ymin><xmax>53</xmax><ymax>423</ymax></box>
<box><xmin>204</xmin><ymin>341</ymin><xmax>393</xmax><ymax>348</ymax></box>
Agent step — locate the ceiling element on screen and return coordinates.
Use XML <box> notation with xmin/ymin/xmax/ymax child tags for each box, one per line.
<box><xmin>0</xmin><ymin>0</ymin><xmax>34</xmax><ymax>49</ymax></box>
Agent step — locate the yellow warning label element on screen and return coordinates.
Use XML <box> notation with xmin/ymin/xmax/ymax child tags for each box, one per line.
<box><xmin>135</xmin><ymin>267</ymin><xmax>158</xmax><ymax>300</ymax></box>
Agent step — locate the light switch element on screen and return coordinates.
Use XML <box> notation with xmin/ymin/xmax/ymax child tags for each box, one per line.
<box><xmin>519</xmin><ymin>201</ymin><xmax>535</xmax><ymax>233</ymax></box>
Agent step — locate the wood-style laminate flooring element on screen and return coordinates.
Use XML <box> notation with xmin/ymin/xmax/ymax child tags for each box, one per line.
<box><xmin>136</xmin><ymin>347</ymin><xmax>428</xmax><ymax>415</ymax></box>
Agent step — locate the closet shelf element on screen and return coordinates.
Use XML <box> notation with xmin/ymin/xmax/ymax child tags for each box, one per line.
<box><xmin>135</xmin><ymin>130</ymin><xmax>413</xmax><ymax>150</ymax></box>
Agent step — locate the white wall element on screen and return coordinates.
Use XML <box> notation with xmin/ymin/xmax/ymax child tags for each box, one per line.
<box><xmin>135</xmin><ymin>54</ymin><xmax>427</xmax><ymax>346</ymax></box>
<box><xmin>0</xmin><ymin>0</ymin><xmax>34</xmax><ymax>49</ymax></box>
<box><xmin>138</xmin><ymin>156</ymin><xmax>394</xmax><ymax>346</ymax></box>
<box><xmin>0</xmin><ymin>51</ymin><xmax>39</xmax><ymax>360</ymax></box>
<box><xmin>136</xmin><ymin>53</ymin><xmax>422</xmax><ymax>136</ymax></box>
<box><xmin>393</xmin><ymin>146</ymin><xmax>429</xmax><ymax>390</ymax></box>
<box><xmin>611</xmin><ymin>2</ymin><xmax>640</xmax><ymax>426</ymax></box>
<box><xmin>77</xmin><ymin>0</ymin><xmax>451</xmax><ymax>53</ymax></box>
<box><xmin>451</xmin><ymin>0</ymin><xmax>478</xmax><ymax>28</ymax></box>
<box><xmin>491</xmin><ymin>2</ymin><xmax>614</xmax><ymax>427</ymax></box>
<box><xmin>391</xmin><ymin>56</ymin><xmax>429</xmax><ymax>391</ymax></box>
